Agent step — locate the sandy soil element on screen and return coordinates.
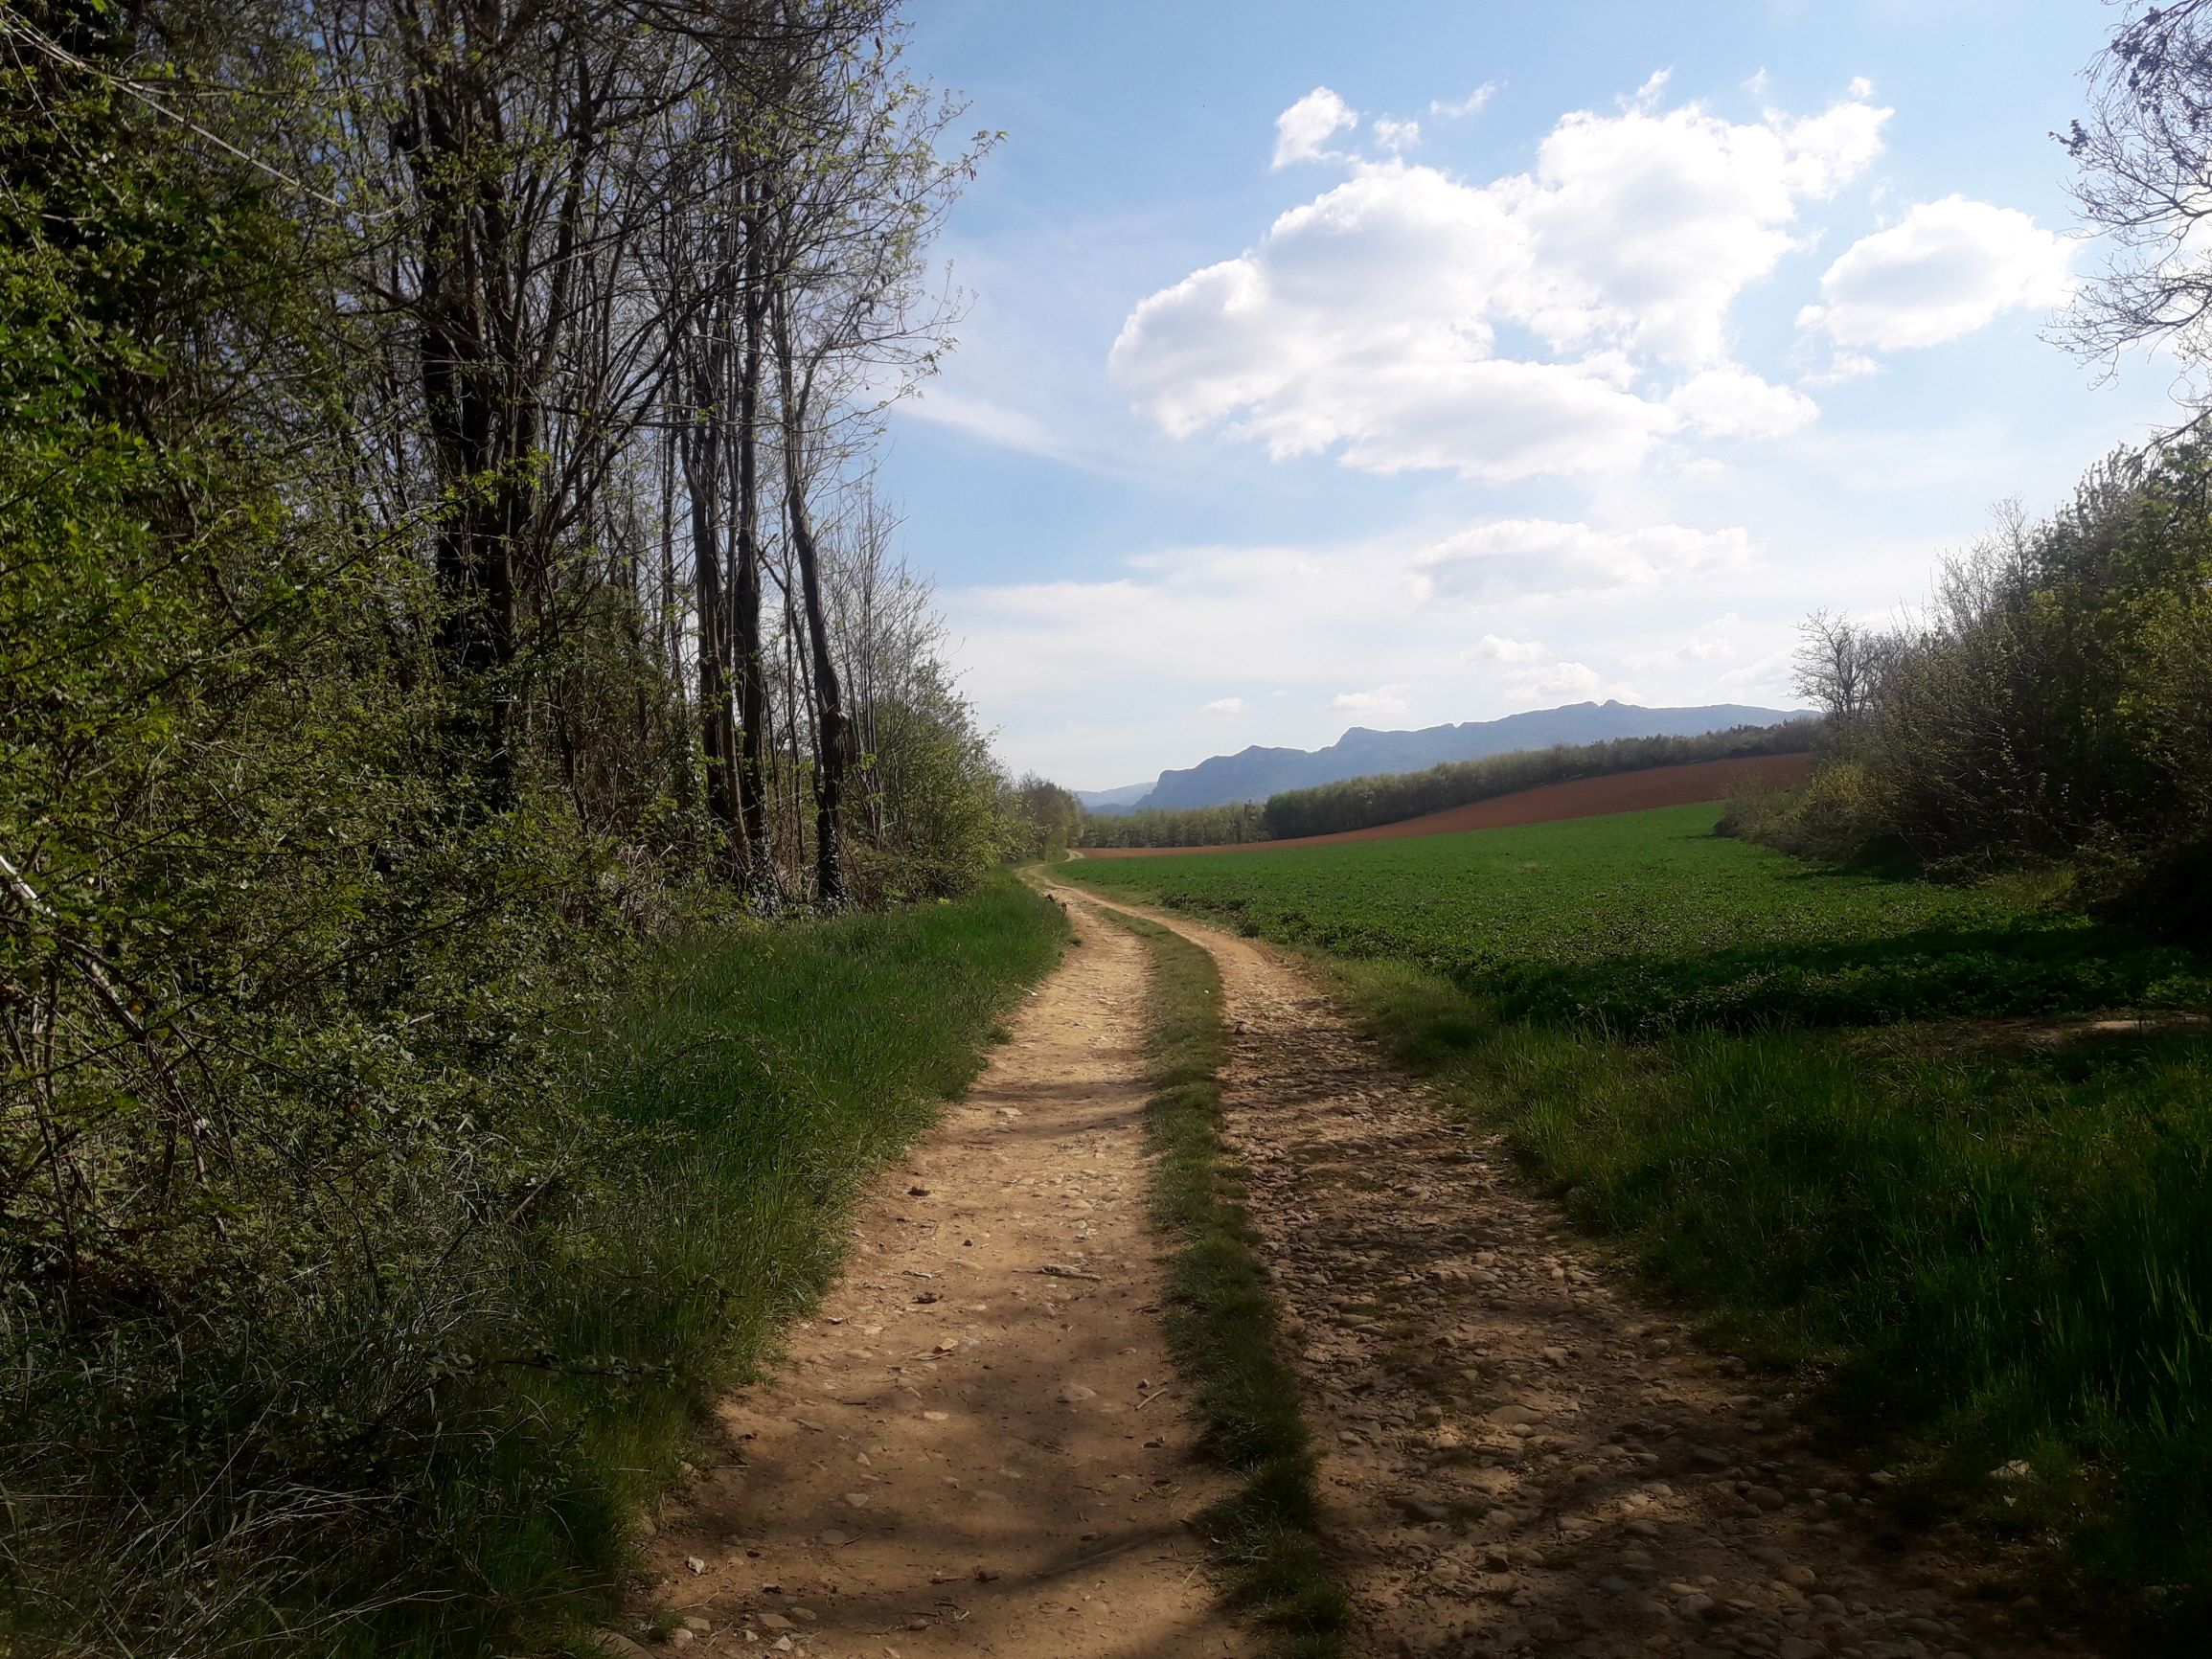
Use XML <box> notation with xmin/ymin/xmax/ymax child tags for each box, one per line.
<box><xmin>1046</xmin><ymin>883</ymin><xmax>2093</xmax><ymax>1659</ymax></box>
<box><xmin>1081</xmin><ymin>755</ymin><xmax>1813</xmax><ymax>858</ymax></box>
<box><xmin>625</xmin><ymin>911</ymin><xmax>1252</xmax><ymax>1659</ymax></box>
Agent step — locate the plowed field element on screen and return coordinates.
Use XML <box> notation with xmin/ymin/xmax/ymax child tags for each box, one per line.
<box><xmin>1082</xmin><ymin>752</ymin><xmax>1811</xmax><ymax>857</ymax></box>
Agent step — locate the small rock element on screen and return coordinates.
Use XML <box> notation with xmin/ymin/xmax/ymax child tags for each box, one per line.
<box><xmin>1397</xmin><ymin>1495</ymin><xmax>1451</xmax><ymax>1523</ymax></box>
<box><xmin>1059</xmin><ymin>1383</ymin><xmax>1098</xmax><ymax>1403</ymax></box>
<box><xmin>681</xmin><ymin>1618</ymin><xmax>711</xmax><ymax>1633</ymax></box>
<box><xmin>841</xmin><ymin>1491</ymin><xmax>870</xmax><ymax>1509</ymax></box>
<box><xmin>668</xmin><ymin>1633</ymin><xmax>694</xmax><ymax>1650</ymax></box>
<box><xmin>818</xmin><ymin>1528</ymin><xmax>850</xmax><ymax>1546</ymax></box>
<box><xmin>758</xmin><ymin>1614</ymin><xmax>795</xmax><ymax>1632</ymax></box>
<box><xmin>1781</xmin><ymin>1564</ymin><xmax>1816</xmax><ymax>1588</ymax></box>
<box><xmin>1778</xmin><ymin>1641</ymin><xmax>1821</xmax><ymax>1659</ymax></box>
<box><xmin>683</xmin><ymin>1556</ymin><xmax>705</xmax><ymax>1575</ymax></box>
<box><xmin>922</xmin><ymin>1410</ymin><xmax>949</xmax><ymax>1421</ymax></box>
<box><xmin>591</xmin><ymin>1633</ymin><xmax>654</xmax><ymax>1659</ymax></box>
<box><xmin>1746</xmin><ymin>1485</ymin><xmax>1787</xmax><ymax>1511</ymax></box>
<box><xmin>1678</xmin><ymin>1592</ymin><xmax>1716</xmax><ymax>1621</ymax></box>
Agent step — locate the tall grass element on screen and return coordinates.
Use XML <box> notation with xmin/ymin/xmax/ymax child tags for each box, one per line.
<box><xmin>0</xmin><ymin>880</ymin><xmax>1065</xmax><ymax>1659</ymax></box>
<box><xmin>1342</xmin><ymin>957</ymin><xmax>2212</xmax><ymax>1631</ymax></box>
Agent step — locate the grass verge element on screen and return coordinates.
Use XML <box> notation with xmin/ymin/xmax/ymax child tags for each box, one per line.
<box><xmin>1333</xmin><ymin>955</ymin><xmax>2212</xmax><ymax>1642</ymax></box>
<box><xmin>1096</xmin><ymin>904</ymin><xmax>1350</xmax><ymax>1659</ymax></box>
<box><xmin>353</xmin><ymin>877</ymin><xmax>1067</xmax><ymax>1656</ymax></box>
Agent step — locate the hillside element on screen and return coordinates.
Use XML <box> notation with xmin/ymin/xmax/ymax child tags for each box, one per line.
<box><xmin>1127</xmin><ymin>699</ymin><xmax>1808</xmax><ymax>810</ymax></box>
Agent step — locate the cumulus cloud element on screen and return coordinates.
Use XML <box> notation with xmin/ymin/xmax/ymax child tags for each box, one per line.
<box><xmin>1202</xmin><ymin>695</ymin><xmax>1246</xmax><ymax>715</ymax></box>
<box><xmin>1330</xmin><ymin>686</ymin><xmax>1412</xmax><ymax>716</ymax></box>
<box><xmin>1473</xmin><ymin>633</ymin><xmax>1545</xmax><ymax>663</ymax></box>
<box><xmin>1273</xmin><ymin>87</ymin><xmax>1357</xmax><ymax>168</ymax></box>
<box><xmin>1667</xmin><ymin>367</ymin><xmax>1818</xmax><ymax>439</ymax></box>
<box><xmin>1112</xmin><ymin>79</ymin><xmax>1888</xmax><ymax>479</ymax></box>
<box><xmin>1373</xmin><ymin>116</ymin><xmax>1422</xmax><ymax>152</ymax></box>
<box><xmin>1800</xmin><ymin>195</ymin><xmax>2074</xmax><ymax>351</ymax></box>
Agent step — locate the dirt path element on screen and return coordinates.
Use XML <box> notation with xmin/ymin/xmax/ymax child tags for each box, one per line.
<box><xmin>1047</xmin><ymin>882</ymin><xmax>2088</xmax><ymax>1659</ymax></box>
<box><xmin>630</xmin><ymin>913</ymin><xmax>1251</xmax><ymax>1659</ymax></box>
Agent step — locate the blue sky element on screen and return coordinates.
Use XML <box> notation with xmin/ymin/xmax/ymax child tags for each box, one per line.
<box><xmin>877</xmin><ymin>1</ymin><xmax>2177</xmax><ymax>791</ymax></box>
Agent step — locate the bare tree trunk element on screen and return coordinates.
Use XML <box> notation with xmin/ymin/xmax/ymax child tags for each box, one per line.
<box><xmin>772</xmin><ymin>303</ymin><xmax>848</xmax><ymax>907</ymax></box>
<box><xmin>733</xmin><ymin>184</ymin><xmax>777</xmax><ymax>904</ymax></box>
<box><xmin>683</xmin><ymin>351</ymin><xmax>742</xmax><ymax>877</ymax></box>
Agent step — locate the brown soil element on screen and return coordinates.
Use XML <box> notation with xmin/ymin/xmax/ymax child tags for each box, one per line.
<box><xmin>624</xmin><ymin>912</ymin><xmax>1252</xmax><ymax>1659</ymax></box>
<box><xmin>1082</xmin><ymin>754</ymin><xmax>1813</xmax><ymax>858</ymax></box>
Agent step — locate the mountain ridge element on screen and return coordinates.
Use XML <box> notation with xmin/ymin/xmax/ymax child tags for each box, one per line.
<box><xmin>1095</xmin><ymin>700</ymin><xmax>1811</xmax><ymax>812</ymax></box>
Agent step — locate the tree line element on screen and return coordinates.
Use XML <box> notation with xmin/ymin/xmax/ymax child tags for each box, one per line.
<box><xmin>0</xmin><ymin>0</ymin><xmax>1060</xmax><ymax>1647</ymax></box>
<box><xmin>1743</xmin><ymin>442</ymin><xmax>2212</xmax><ymax>937</ymax></box>
<box><xmin>1729</xmin><ymin>2</ymin><xmax>2212</xmax><ymax>943</ymax></box>
<box><xmin>1074</xmin><ymin>722</ymin><xmax>1820</xmax><ymax>849</ymax></box>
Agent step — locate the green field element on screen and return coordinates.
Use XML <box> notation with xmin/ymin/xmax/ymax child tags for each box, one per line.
<box><xmin>1066</xmin><ymin>807</ymin><xmax>2212</xmax><ymax>1628</ymax></box>
<box><xmin>1071</xmin><ymin>803</ymin><xmax>2211</xmax><ymax>1031</ymax></box>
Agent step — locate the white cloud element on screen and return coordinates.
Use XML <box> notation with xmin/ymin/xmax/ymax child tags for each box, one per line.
<box><xmin>1429</xmin><ymin>83</ymin><xmax>1497</xmax><ymax>119</ymax></box>
<box><xmin>1415</xmin><ymin>518</ymin><xmax>1760</xmax><ymax>602</ymax></box>
<box><xmin>1202</xmin><ymin>695</ymin><xmax>1246</xmax><ymax>715</ymax></box>
<box><xmin>1330</xmin><ymin>685</ymin><xmax>1412</xmax><ymax>716</ymax></box>
<box><xmin>1668</xmin><ymin>367</ymin><xmax>1818</xmax><ymax>439</ymax></box>
<box><xmin>1373</xmin><ymin>116</ymin><xmax>1422</xmax><ymax>152</ymax></box>
<box><xmin>1472</xmin><ymin>633</ymin><xmax>1545</xmax><ymax>663</ymax></box>
<box><xmin>1112</xmin><ymin>80</ymin><xmax>1887</xmax><ymax>480</ymax></box>
<box><xmin>1797</xmin><ymin>350</ymin><xmax>1881</xmax><ymax>388</ymax></box>
<box><xmin>1626</xmin><ymin>613</ymin><xmax>1745</xmax><ymax>670</ymax></box>
<box><xmin>1272</xmin><ymin>87</ymin><xmax>1358</xmax><ymax>168</ymax></box>
<box><xmin>1506</xmin><ymin>660</ymin><xmax>1625</xmax><ymax>702</ymax></box>
<box><xmin>1800</xmin><ymin>195</ymin><xmax>2074</xmax><ymax>352</ymax></box>
<box><xmin>938</xmin><ymin>515</ymin><xmax>1833</xmax><ymax>782</ymax></box>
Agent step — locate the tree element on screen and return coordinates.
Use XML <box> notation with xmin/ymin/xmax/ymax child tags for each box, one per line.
<box><xmin>1792</xmin><ymin>608</ymin><xmax>1894</xmax><ymax>727</ymax></box>
<box><xmin>756</xmin><ymin>28</ymin><xmax>988</xmax><ymax>902</ymax></box>
<box><xmin>2063</xmin><ymin>0</ymin><xmax>2212</xmax><ymax>390</ymax></box>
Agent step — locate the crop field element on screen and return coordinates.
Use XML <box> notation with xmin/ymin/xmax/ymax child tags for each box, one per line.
<box><xmin>1067</xmin><ymin>801</ymin><xmax>2212</xmax><ymax>1031</ymax></box>
<box><xmin>1068</xmin><ymin>803</ymin><xmax>2212</xmax><ymax>1608</ymax></box>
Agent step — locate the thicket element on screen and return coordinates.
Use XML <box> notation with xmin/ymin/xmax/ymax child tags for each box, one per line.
<box><xmin>1733</xmin><ymin>443</ymin><xmax>2212</xmax><ymax>939</ymax></box>
<box><xmin>0</xmin><ymin>0</ymin><xmax>1049</xmax><ymax>1650</ymax></box>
